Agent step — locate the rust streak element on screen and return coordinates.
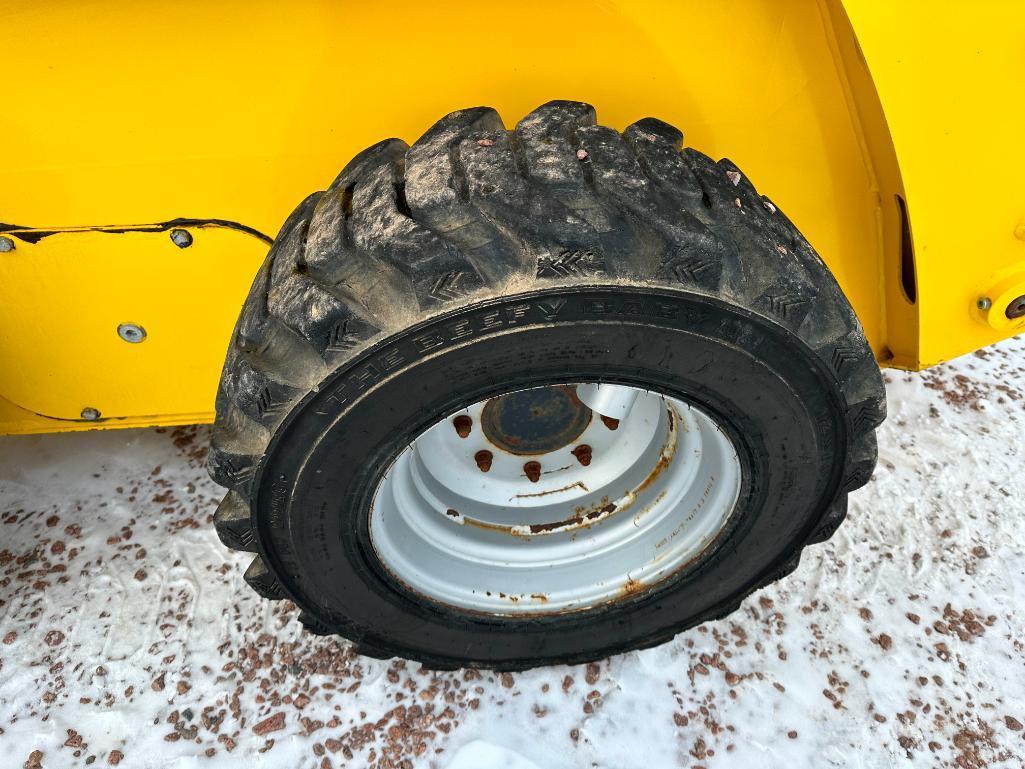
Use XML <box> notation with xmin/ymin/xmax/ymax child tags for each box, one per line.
<box><xmin>619</xmin><ymin>577</ymin><xmax>649</xmax><ymax>598</ymax></box>
<box><xmin>526</xmin><ymin>499</ymin><xmax>617</xmax><ymax>534</ymax></box>
<box><xmin>514</xmin><ymin>480</ymin><xmax>589</xmax><ymax>499</ymax></box>
<box><xmin>558</xmin><ymin>384</ymin><xmax>585</xmax><ymax>408</ymax></box>
<box><xmin>633</xmin><ymin>408</ymin><xmax>679</xmax><ymax>497</ymax></box>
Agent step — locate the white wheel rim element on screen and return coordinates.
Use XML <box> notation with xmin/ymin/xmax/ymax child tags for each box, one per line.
<box><xmin>368</xmin><ymin>384</ymin><xmax>742</xmax><ymax>615</ymax></box>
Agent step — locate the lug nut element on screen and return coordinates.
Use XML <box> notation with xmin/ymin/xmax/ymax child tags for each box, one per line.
<box><xmin>117</xmin><ymin>323</ymin><xmax>147</xmax><ymax>343</ymax></box>
<box><xmin>453</xmin><ymin>415</ymin><xmax>473</xmax><ymax>438</ymax></box>
<box><xmin>571</xmin><ymin>445</ymin><xmax>593</xmax><ymax>466</ymax></box>
<box><xmin>524</xmin><ymin>461</ymin><xmax>542</xmax><ymax>483</ymax></box>
<box><xmin>600</xmin><ymin>415</ymin><xmax>620</xmax><ymax>431</ymax></box>
<box><xmin>80</xmin><ymin>407</ymin><xmax>101</xmax><ymax>421</ymax></box>
<box><xmin>170</xmin><ymin>228</ymin><xmax>193</xmax><ymax>248</ymax></box>
<box><xmin>977</xmin><ymin>297</ymin><xmax>993</xmax><ymax>311</ymax></box>
<box><xmin>0</xmin><ymin>235</ymin><xmax>15</xmax><ymax>252</ymax></box>
<box><xmin>474</xmin><ymin>450</ymin><xmax>493</xmax><ymax>472</ymax></box>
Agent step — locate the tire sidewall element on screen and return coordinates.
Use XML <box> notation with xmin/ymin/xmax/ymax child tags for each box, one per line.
<box><xmin>255</xmin><ymin>285</ymin><xmax>846</xmax><ymax>666</ymax></box>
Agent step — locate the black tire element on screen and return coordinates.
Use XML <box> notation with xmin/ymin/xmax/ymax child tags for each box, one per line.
<box><xmin>208</xmin><ymin>101</ymin><xmax>885</xmax><ymax>670</ymax></box>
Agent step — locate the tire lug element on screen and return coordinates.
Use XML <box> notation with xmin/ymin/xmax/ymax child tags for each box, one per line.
<box><xmin>244</xmin><ymin>557</ymin><xmax>285</xmax><ymax>600</ymax></box>
<box><xmin>213</xmin><ymin>491</ymin><xmax>257</xmax><ymax>552</ymax></box>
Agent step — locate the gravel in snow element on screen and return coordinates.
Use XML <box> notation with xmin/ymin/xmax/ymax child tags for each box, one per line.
<box><xmin>1</xmin><ymin>335</ymin><xmax>1024</xmax><ymax>768</ymax></box>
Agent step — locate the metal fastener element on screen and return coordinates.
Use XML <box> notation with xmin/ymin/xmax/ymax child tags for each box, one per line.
<box><xmin>117</xmin><ymin>323</ymin><xmax>147</xmax><ymax>343</ymax></box>
<box><xmin>452</xmin><ymin>415</ymin><xmax>472</xmax><ymax>438</ymax></box>
<box><xmin>0</xmin><ymin>235</ymin><xmax>15</xmax><ymax>252</ymax></box>
<box><xmin>170</xmin><ymin>228</ymin><xmax>193</xmax><ymax>248</ymax></box>
<box><xmin>81</xmin><ymin>407</ymin><xmax>101</xmax><ymax>421</ymax></box>
<box><xmin>976</xmin><ymin>297</ymin><xmax>992</xmax><ymax>311</ymax></box>
<box><xmin>571</xmin><ymin>444</ymin><xmax>593</xmax><ymax>466</ymax></box>
<box><xmin>474</xmin><ymin>450</ymin><xmax>493</xmax><ymax>472</ymax></box>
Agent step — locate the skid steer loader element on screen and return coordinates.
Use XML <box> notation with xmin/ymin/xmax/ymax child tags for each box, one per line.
<box><xmin>2</xmin><ymin>1</ymin><xmax>1023</xmax><ymax>669</ymax></box>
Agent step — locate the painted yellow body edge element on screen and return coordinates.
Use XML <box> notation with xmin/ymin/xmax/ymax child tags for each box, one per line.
<box><xmin>0</xmin><ymin>0</ymin><xmax>1022</xmax><ymax>435</ymax></box>
<box><xmin>840</xmin><ymin>0</ymin><xmax>1025</xmax><ymax>366</ymax></box>
<box><xmin>820</xmin><ymin>0</ymin><xmax>916</xmax><ymax>370</ymax></box>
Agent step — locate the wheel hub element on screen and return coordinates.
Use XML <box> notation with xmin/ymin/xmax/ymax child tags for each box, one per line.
<box><xmin>480</xmin><ymin>386</ymin><xmax>592</xmax><ymax>455</ymax></box>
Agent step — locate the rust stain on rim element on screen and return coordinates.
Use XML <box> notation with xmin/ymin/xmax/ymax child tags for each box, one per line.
<box><xmin>513</xmin><ymin>480</ymin><xmax>590</xmax><ymax>499</ymax></box>
<box><xmin>527</xmin><ymin>499</ymin><xmax>617</xmax><ymax>534</ymax></box>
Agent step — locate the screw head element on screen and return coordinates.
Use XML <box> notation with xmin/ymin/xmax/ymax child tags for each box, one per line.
<box><xmin>976</xmin><ymin>297</ymin><xmax>993</xmax><ymax>311</ymax></box>
<box><xmin>80</xmin><ymin>407</ymin><xmax>101</xmax><ymax>421</ymax></box>
<box><xmin>117</xmin><ymin>323</ymin><xmax>147</xmax><ymax>343</ymax></box>
<box><xmin>170</xmin><ymin>228</ymin><xmax>193</xmax><ymax>248</ymax></box>
<box><xmin>0</xmin><ymin>235</ymin><xmax>15</xmax><ymax>252</ymax></box>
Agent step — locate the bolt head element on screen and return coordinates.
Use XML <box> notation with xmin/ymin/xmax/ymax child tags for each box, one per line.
<box><xmin>117</xmin><ymin>323</ymin><xmax>147</xmax><ymax>343</ymax></box>
<box><xmin>80</xmin><ymin>407</ymin><xmax>101</xmax><ymax>421</ymax></box>
<box><xmin>976</xmin><ymin>297</ymin><xmax>993</xmax><ymax>311</ymax></box>
<box><xmin>170</xmin><ymin>228</ymin><xmax>193</xmax><ymax>248</ymax></box>
<box><xmin>0</xmin><ymin>235</ymin><xmax>15</xmax><ymax>252</ymax></box>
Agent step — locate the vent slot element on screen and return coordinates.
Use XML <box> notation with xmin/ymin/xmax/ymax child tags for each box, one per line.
<box><xmin>896</xmin><ymin>194</ymin><xmax>917</xmax><ymax>304</ymax></box>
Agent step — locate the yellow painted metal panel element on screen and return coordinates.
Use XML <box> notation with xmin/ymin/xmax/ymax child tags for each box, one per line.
<box><xmin>842</xmin><ymin>0</ymin><xmax>1025</xmax><ymax>365</ymax></box>
<box><xmin>6</xmin><ymin>0</ymin><xmax>1016</xmax><ymax>433</ymax></box>
<box><xmin>0</xmin><ymin>225</ymin><xmax>268</xmax><ymax>431</ymax></box>
<box><xmin>821</xmin><ymin>0</ymin><xmax>916</xmax><ymax>369</ymax></box>
<box><xmin>0</xmin><ymin>393</ymin><xmax>212</xmax><ymax>436</ymax></box>
<box><xmin>0</xmin><ymin>2</ymin><xmax>887</xmax><ymax>306</ymax></box>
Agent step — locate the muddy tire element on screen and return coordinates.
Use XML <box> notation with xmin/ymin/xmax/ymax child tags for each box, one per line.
<box><xmin>208</xmin><ymin>101</ymin><xmax>885</xmax><ymax>670</ymax></box>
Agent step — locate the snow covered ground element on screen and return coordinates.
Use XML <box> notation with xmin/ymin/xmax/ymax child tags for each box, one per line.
<box><xmin>2</xmin><ymin>335</ymin><xmax>1024</xmax><ymax>769</ymax></box>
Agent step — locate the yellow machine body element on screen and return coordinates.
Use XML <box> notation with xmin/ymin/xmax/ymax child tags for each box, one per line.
<box><xmin>2</xmin><ymin>1</ymin><xmax>1023</xmax><ymax>435</ymax></box>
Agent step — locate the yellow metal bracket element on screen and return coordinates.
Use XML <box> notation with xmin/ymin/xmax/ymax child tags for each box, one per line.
<box><xmin>0</xmin><ymin>222</ymin><xmax>269</xmax><ymax>434</ymax></box>
<box><xmin>973</xmin><ymin>266</ymin><xmax>1025</xmax><ymax>334</ymax></box>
